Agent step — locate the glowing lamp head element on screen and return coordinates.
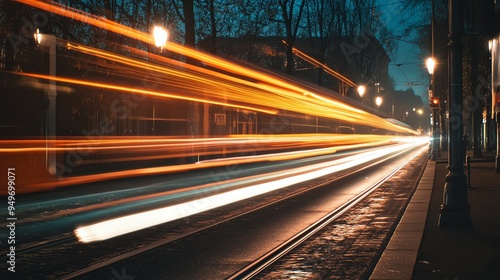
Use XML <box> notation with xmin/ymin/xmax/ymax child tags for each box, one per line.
<box><xmin>358</xmin><ymin>85</ymin><xmax>366</xmax><ymax>98</ymax></box>
<box><xmin>153</xmin><ymin>26</ymin><xmax>168</xmax><ymax>48</ymax></box>
<box><xmin>426</xmin><ymin>57</ymin><xmax>436</xmax><ymax>75</ymax></box>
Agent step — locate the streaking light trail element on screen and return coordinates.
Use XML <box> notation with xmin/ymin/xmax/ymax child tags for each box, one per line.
<box><xmin>16</xmin><ymin>0</ymin><xmax>417</xmax><ymax>135</ymax></box>
<box><xmin>74</xmin><ymin>139</ymin><xmax>427</xmax><ymax>243</ymax></box>
<box><xmin>2</xmin><ymin>134</ymin><xmax>407</xmax><ymax>193</ymax></box>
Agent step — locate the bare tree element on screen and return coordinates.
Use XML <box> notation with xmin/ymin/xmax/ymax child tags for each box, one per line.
<box><xmin>172</xmin><ymin>0</ymin><xmax>196</xmax><ymax>48</ymax></box>
<box><xmin>304</xmin><ymin>0</ymin><xmax>335</xmax><ymax>86</ymax></box>
<box><xmin>276</xmin><ymin>0</ymin><xmax>306</xmax><ymax>74</ymax></box>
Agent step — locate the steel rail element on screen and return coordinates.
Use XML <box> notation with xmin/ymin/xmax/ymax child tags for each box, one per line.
<box><xmin>228</xmin><ymin>146</ymin><xmax>424</xmax><ymax>279</ymax></box>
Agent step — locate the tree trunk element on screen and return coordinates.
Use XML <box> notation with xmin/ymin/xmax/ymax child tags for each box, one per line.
<box><xmin>209</xmin><ymin>0</ymin><xmax>217</xmax><ymax>55</ymax></box>
<box><xmin>183</xmin><ymin>0</ymin><xmax>196</xmax><ymax>48</ymax></box>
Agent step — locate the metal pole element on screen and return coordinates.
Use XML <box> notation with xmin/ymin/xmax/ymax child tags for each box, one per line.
<box><xmin>431</xmin><ymin>0</ymin><xmax>435</xmax><ymax>59</ymax></box>
<box><xmin>432</xmin><ymin>107</ymin><xmax>438</xmax><ymax>160</ymax></box>
<box><xmin>438</xmin><ymin>0</ymin><xmax>472</xmax><ymax>228</ymax></box>
<box><xmin>429</xmin><ymin>75</ymin><xmax>435</xmax><ymax>160</ymax></box>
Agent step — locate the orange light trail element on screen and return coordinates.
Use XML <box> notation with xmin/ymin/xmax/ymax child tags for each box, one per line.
<box><xmin>64</xmin><ymin>42</ymin><xmax>375</xmax><ymax>125</ymax></box>
<box><xmin>1</xmin><ymin>134</ymin><xmax>423</xmax><ymax>193</ymax></box>
<box><xmin>5</xmin><ymin>0</ymin><xmax>425</xmax><ymax>196</ymax></box>
<box><xmin>0</xmin><ymin>134</ymin><xmax>394</xmax><ymax>154</ymax></box>
<box><xmin>16</xmin><ymin>0</ymin><xmax>417</xmax><ymax>134</ymax></box>
<box><xmin>15</xmin><ymin>72</ymin><xmax>279</xmax><ymax>115</ymax></box>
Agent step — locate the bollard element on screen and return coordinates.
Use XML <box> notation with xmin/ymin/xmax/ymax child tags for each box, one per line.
<box><xmin>466</xmin><ymin>155</ymin><xmax>471</xmax><ymax>189</ymax></box>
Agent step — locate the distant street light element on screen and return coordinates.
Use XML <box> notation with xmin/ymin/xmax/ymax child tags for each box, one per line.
<box><xmin>34</xmin><ymin>28</ymin><xmax>57</xmax><ymax>175</ymax></box>
<box><xmin>153</xmin><ymin>26</ymin><xmax>168</xmax><ymax>50</ymax></box>
<box><xmin>357</xmin><ymin>85</ymin><xmax>366</xmax><ymax>98</ymax></box>
<box><xmin>375</xmin><ymin>96</ymin><xmax>383</xmax><ymax>108</ymax></box>
<box><xmin>416</xmin><ymin>108</ymin><xmax>424</xmax><ymax>134</ymax></box>
<box><xmin>426</xmin><ymin>57</ymin><xmax>436</xmax><ymax>76</ymax></box>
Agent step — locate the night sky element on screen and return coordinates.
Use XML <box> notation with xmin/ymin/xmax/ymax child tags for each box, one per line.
<box><xmin>379</xmin><ymin>0</ymin><xmax>429</xmax><ymax>101</ymax></box>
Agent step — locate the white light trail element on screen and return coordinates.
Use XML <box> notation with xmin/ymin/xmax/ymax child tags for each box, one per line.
<box><xmin>74</xmin><ymin>139</ymin><xmax>427</xmax><ymax>243</ymax></box>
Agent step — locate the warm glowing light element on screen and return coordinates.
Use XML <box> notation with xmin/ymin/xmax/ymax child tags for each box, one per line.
<box><xmin>9</xmin><ymin>1</ymin><xmax>426</xmax><ymax>196</ymax></box>
<box><xmin>358</xmin><ymin>85</ymin><xmax>366</xmax><ymax>98</ymax></box>
<box><xmin>34</xmin><ymin>28</ymin><xmax>42</xmax><ymax>45</ymax></box>
<box><xmin>16</xmin><ymin>0</ymin><xmax>418</xmax><ymax>135</ymax></box>
<box><xmin>16</xmin><ymin>72</ymin><xmax>279</xmax><ymax>115</ymax></box>
<box><xmin>426</xmin><ymin>57</ymin><xmax>436</xmax><ymax>75</ymax></box>
<box><xmin>375</xmin><ymin>96</ymin><xmax>383</xmax><ymax>107</ymax></box>
<box><xmin>2</xmin><ymin>136</ymin><xmax>431</xmax><ymax>198</ymax></box>
<box><xmin>153</xmin><ymin>26</ymin><xmax>168</xmax><ymax>48</ymax></box>
<box><xmin>2</xmin><ymin>134</ymin><xmax>407</xmax><ymax>192</ymax></box>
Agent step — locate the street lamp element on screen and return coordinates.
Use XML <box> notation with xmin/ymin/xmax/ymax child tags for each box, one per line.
<box><xmin>416</xmin><ymin>108</ymin><xmax>424</xmax><ymax>134</ymax></box>
<box><xmin>374</xmin><ymin>82</ymin><xmax>383</xmax><ymax>111</ymax></box>
<box><xmin>153</xmin><ymin>26</ymin><xmax>168</xmax><ymax>50</ymax></box>
<box><xmin>34</xmin><ymin>28</ymin><xmax>57</xmax><ymax>175</ymax></box>
<box><xmin>357</xmin><ymin>85</ymin><xmax>366</xmax><ymax>98</ymax></box>
<box><xmin>426</xmin><ymin>57</ymin><xmax>436</xmax><ymax>75</ymax></box>
<box><xmin>375</xmin><ymin>96</ymin><xmax>383</xmax><ymax>108</ymax></box>
<box><xmin>151</xmin><ymin>26</ymin><xmax>168</xmax><ymax>135</ymax></box>
<box><xmin>427</xmin><ymin>57</ymin><xmax>439</xmax><ymax>160</ymax></box>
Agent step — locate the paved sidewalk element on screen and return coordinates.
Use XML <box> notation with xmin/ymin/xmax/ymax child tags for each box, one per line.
<box><xmin>371</xmin><ymin>150</ymin><xmax>500</xmax><ymax>279</ymax></box>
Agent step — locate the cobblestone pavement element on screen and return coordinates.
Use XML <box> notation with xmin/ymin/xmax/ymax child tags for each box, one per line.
<box><xmin>256</xmin><ymin>152</ymin><xmax>429</xmax><ymax>280</ymax></box>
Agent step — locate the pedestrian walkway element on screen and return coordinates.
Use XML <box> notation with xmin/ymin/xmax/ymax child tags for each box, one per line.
<box><xmin>370</xmin><ymin>150</ymin><xmax>500</xmax><ymax>279</ymax></box>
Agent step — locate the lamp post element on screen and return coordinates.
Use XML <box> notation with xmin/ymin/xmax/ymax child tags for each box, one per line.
<box><xmin>34</xmin><ymin>28</ymin><xmax>57</xmax><ymax>175</ymax></box>
<box><xmin>152</xmin><ymin>26</ymin><xmax>168</xmax><ymax>135</ymax></box>
<box><xmin>426</xmin><ymin>57</ymin><xmax>439</xmax><ymax>160</ymax></box>
<box><xmin>438</xmin><ymin>0</ymin><xmax>472</xmax><ymax>228</ymax></box>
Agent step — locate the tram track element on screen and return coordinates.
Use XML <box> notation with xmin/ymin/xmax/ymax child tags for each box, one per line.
<box><xmin>228</xmin><ymin>147</ymin><xmax>422</xmax><ymax>279</ymax></box>
<box><xmin>58</xmin><ymin>149</ymin><xmax>404</xmax><ymax>279</ymax></box>
<box><xmin>8</xmin><ymin>143</ymin><xmax>426</xmax><ymax>279</ymax></box>
<box><xmin>61</xmin><ymin>145</ymin><xmax>424</xmax><ymax>279</ymax></box>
